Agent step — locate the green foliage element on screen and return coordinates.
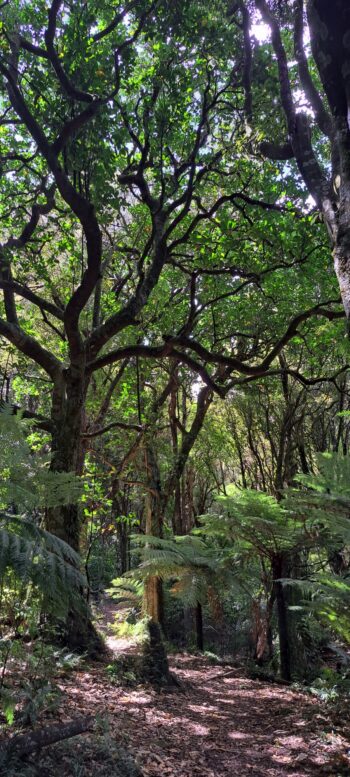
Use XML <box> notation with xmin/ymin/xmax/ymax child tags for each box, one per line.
<box><xmin>306</xmin><ymin>668</ymin><xmax>350</xmax><ymax>703</ymax></box>
<box><xmin>129</xmin><ymin>533</ymin><xmax>217</xmax><ymax>607</ymax></box>
<box><xmin>205</xmin><ymin>486</ymin><xmax>298</xmax><ymax>554</ymax></box>
<box><xmin>0</xmin><ymin>406</ymin><xmax>82</xmax><ymax>511</ymax></box>
<box><xmin>297</xmin><ymin>452</ymin><xmax>350</xmax><ymax>500</ymax></box>
<box><xmin>107</xmin><ymin>577</ymin><xmax>144</xmax><ymax>607</ymax></box>
<box><xmin>0</xmin><ymin>518</ymin><xmax>84</xmax><ymax>614</ymax></box>
<box><xmin>0</xmin><ymin>641</ymin><xmax>82</xmax><ymax>729</ymax></box>
<box><xmin>284</xmin><ymin>453</ymin><xmax>350</xmax><ymax>640</ymax></box>
<box><xmin>105</xmin><ymin>657</ymin><xmax>139</xmax><ymax>687</ymax></box>
<box><xmin>0</xmin><ymin>0</ymin><xmax>350</xmax><ymax>712</ymax></box>
<box><xmin>112</xmin><ymin>617</ymin><xmax>149</xmax><ymax>645</ymax></box>
<box><xmin>0</xmin><ymin>409</ymin><xmax>84</xmax><ymax>614</ymax></box>
<box><xmin>217</xmin><ymin>458</ymin><xmax>350</xmax><ymax>649</ymax></box>
<box><xmin>0</xmin><ymin>411</ymin><xmax>86</xmax><ymax>725</ymax></box>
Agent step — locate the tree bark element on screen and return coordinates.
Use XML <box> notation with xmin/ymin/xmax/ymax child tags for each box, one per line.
<box><xmin>195</xmin><ymin>601</ymin><xmax>204</xmax><ymax>651</ymax></box>
<box><xmin>144</xmin><ymin>576</ymin><xmax>164</xmax><ymax>624</ymax></box>
<box><xmin>143</xmin><ymin>443</ymin><xmax>164</xmax><ymax>627</ymax></box>
<box><xmin>272</xmin><ymin>553</ymin><xmax>292</xmax><ymax>682</ymax></box>
<box><xmin>272</xmin><ymin>550</ymin><xmax>307</xmax><ymax>681</ymax></box>
<box><xmin>111</xmin><ymin>479</ymin><xmax>130</xmax><ymax>575</ymax></box>
<box><xmin>1</xmin><ymin>717</ymin><xmax>94</xmax><ymax>759</ymax></box>
<box><xmin>255</xmin><ymin>0</ymin><xmax>350</xmax><ymax>318</ymax></box>
<box><xmin>251</xmin><ymin>598</ymin><xmax>273</xmax><ymax>665</ymax></box>
<box><xmin>46</xmin><ymin>368</ymin><xmax>87</xmax><ymax>550</ymax></box>
<box><xmin>45</xmin><ymin>369</ymin><xmax>104</xmax><ymax>653</ymax></box>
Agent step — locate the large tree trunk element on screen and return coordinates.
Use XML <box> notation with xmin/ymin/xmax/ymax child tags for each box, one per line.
<box><xmin>46</xmin><ymin>369</ymin><xmax>87</xmax><ymax>549</ymax></box>
<box><xmin>140</xmin><ymin>620</ymin><xmax>174</xmax><ymax>687</ymax></box>
<box><xmin>46</xmin><ymin>369</ymin><xmax>102</xmax><ymax>654</ymax></box>
<box><xmin>307</xmin><ymin>1</ymin><xmax>350</xmax><ymax>317</ymax></box>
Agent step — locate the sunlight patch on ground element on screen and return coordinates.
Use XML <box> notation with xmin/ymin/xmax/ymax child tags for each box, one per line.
<box><xmin>228</xmin><ymin>730</ymin><xmax>252</xmax><ymax>741</ymax></box>
<box><xmin>188</xmin><ymin>703</ymin><xmax>219</xmax><ymax>714</ymax></box>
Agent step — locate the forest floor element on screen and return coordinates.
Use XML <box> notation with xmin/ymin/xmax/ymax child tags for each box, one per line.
<box><xmin>2</xmin><ymin>599</ymin><xmax>350</xmax><ymax>777</ymax></box>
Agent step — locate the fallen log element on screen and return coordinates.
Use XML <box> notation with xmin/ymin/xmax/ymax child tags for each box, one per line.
<box><xmin>0</xmin><ymin>716</ymin><xmax>94</xmax><ymax>760</ymax></box>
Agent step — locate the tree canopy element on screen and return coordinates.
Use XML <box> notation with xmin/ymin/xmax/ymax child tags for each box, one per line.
<box><xmin>1</xmin><ymin>2</ymin><xmax>350</xmax><ymax>772</ymax></box>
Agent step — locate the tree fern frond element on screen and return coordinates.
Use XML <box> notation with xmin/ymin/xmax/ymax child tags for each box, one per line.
<box><xmin>0</xmin><ymin>519</ymin><xmax>85</xmax><ymax>617</ymax></box>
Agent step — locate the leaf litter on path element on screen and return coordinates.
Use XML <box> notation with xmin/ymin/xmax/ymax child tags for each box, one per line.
<box><xmin>22</xmin><ymin>652</ymin><xmax>349</xmax><ymax>777</ymax></box>
<box><xmin>3</xmin><ymin>598</ymin><xmax>350</xmax><ymax>776</ymax></box>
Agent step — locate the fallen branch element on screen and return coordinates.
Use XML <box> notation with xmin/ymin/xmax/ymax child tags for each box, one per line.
<box><xmin>0</xmin><ymin>716</ymin><xmax>94</xmax><ymax>759</ymax></box>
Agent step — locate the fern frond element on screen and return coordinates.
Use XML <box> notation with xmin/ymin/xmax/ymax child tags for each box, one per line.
<box><xmin>0</xmin><ymin>517</ymin><xmax>85</xmax><ymax>613</ymax></box>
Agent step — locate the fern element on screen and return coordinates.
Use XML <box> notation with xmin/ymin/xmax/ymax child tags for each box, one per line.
<box><xmin>0</xmin><ymin>408</ymin><xmax>85</xmax><ymax>617</ymax></box>
<box><xmin>114</xmin><ymin>533</ymin><xmax>236</xmax><ymax>611</ymax></box>
<box><xmin>283</xmin><ymin>452</ymin><xmax>350</xmax><ymax>639</ymax></box>
<box><xmin>107</xmin><ymin>577</ymin><xmax>143</xmax><ymax>606</ymax></box>
<box><xmin>0</xmin><ymin>404</ymin><xmax>82</xmax><ymax>511</ymax></box>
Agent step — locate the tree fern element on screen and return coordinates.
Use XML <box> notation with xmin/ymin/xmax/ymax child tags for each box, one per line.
<box><xmin>111</xmin><ymin>533</ymin><xmax>242</xmax><ymax>612</ymax></box>
<box><xmin>107</xmin><ymin>577</ymin><xmax>144</xmax><ymax>606</ymax></box>
<box><xmin>0</xmin><ymin>407</ymin><xmax>85</xmax><ymax>617</ymax></box>
<box><xmin>0</xmin><ymin>405</ymin><xmax>82</xmax><ymax>512</ymax></box>
<box><xmin>284</xmin><ymin>452</ymin><xmax>350</xmax><ymax>640</ymax></box>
